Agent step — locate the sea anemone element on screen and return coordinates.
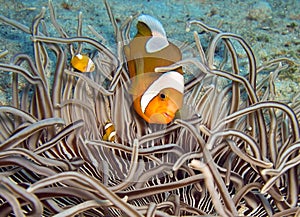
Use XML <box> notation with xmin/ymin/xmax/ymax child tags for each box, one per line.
<box><xmin>0</xmin><ymin>0</ymin><xmax>299</xmax><ymax>216</ymax></box>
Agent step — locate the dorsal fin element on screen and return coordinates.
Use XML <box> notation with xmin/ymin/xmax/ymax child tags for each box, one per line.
<box><xmin>137</xmin><ymin>14</ymin><xmax>169</xmax><ymax>53</ymax></box>
<box><xmin>137</xmin><ymin>14</ymin><xmax>166</xmax><ymax>38</ymax></box>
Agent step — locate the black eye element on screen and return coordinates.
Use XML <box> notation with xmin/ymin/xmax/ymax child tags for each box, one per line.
<box><xmin>160</xmin><ymin>93</ymin><xmax>166</xmax><ymax>99</ymax></box>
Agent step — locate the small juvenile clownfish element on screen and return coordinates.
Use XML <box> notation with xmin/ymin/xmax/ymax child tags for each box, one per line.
<box><xmin>124</xmin><ymin>14</ymin><xmax>184</xmax><ymax>124</ymax></box>
<box><xmin>102</xmin><ymin>122</ymin><xmax>116</xmax><ymax>142</ymax></box>
<box><xmin>70</xmin><ymin>54</ymin><xmax>95</xmax><ymax>73</ymax></box>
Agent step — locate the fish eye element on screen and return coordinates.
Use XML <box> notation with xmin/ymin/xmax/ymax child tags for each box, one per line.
<box><xmin>159</xmin><ymin>93</ymin><xmax>166</xmax><ymax>99</ymax></box>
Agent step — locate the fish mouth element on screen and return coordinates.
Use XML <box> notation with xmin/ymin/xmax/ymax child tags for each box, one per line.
<box><xmin>162</xmin><ymin>112</ymin><xmax>174</xmax><ymax>123</ymax></box>
<box><xmin>163</xmin><ymin>112</ymin><xmax>173</xmax><ymax>119</ymax></box>
<box><xmin>148</xmin><ymin>112</ymin><xmax>175</xmax><ymax>124</ymax></box>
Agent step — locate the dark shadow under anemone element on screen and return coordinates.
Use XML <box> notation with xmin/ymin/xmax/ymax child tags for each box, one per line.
<box><xmin>0</xmin><ymin>0</ymin><xmax>299</xmax><ymax>216</ymax></box>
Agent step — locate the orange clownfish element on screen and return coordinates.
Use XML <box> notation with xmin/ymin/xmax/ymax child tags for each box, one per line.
<box><xmin>70</xmin><ymin>54</ymin><xmax>95</xmax><ymax>73</ymax></box>
<box><xmin>124</xmin><ymin>14</ymin><xmax>184</xmax><ymax>124</ymax></box>
<box><xmin>102</xmin><ymin>122</ymin><xmax>116</xmax><ymax>142</ymax></box>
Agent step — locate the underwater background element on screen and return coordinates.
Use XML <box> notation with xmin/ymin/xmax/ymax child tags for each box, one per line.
<box><xmin>0</xmin><ymin>0</ymin><xmax>299</xmax><ymax>216</ymax></box>
<box><xmin>0</xmin><ymin>0</ymin><xmax>299</xmax><ymax>105</ymax></box>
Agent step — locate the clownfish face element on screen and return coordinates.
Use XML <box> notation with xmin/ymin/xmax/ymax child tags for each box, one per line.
<box><xmin>130</xmin><ymin>71</ymin><xmax>184</xmax><ymax>124</ymax></box>
<box><xmin>144</xmin><ymin>88</ymin><xmax>183</xmax><ymax>124</ymax></box>
<box><xmin>70</xmin><ymin>54</ymin><xmax>95</xmax><ymax>73</ymax></box>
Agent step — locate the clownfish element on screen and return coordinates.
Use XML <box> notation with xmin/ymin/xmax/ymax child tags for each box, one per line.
<box><xmin>70</xmin><ymin>54</ymin><xmax>95</xmax><ymax>73</ymax></box>
<box><xmin>124</xmin><ymin>14</ymin><xmax>184</xmax><ymax>124</ymax></box>
<box><xmin>102</xmin><ymin>122</ymin><xmax>116</xmax><ymax>142</ymax></box>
